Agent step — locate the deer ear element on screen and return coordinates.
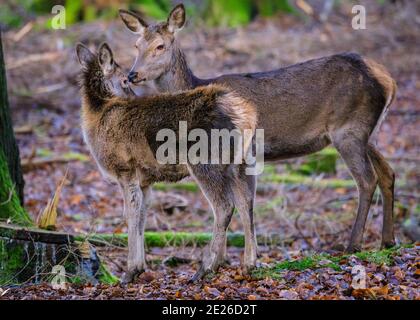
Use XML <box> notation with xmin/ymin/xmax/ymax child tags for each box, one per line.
<box><xmin>98</xmin><ymin>43</ymin><xmax>114</xmax><ymax>74</ymax></box>
<box><xmin>76</xmin><ymin>43</ymin><xmax>94</xmax><ymax>69</ymax></box>
<box><xmin>167</xmin><ymin>4</ymin><xmax>186</xmax><ymax>33</ymax></box>
<box><xmin>119</xmin><ymin>9</ymin><xmax>147</xmax><ymax>35</ymax></box>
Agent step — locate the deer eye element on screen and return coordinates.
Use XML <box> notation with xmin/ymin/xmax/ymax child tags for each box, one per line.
<box><xmin>156</xmin><ymin>44</ymin><xmax>165</xmax><ymax>51</ymax></box>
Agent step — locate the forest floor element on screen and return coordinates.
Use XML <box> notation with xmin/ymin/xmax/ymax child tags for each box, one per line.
<box><xmin>1</xmin><ymin>2</ymin><xmax>419</xmax><ymax>299</ymax></box>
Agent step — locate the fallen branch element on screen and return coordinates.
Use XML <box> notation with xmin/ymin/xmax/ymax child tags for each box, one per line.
<box><xmin>21</xmin><ymin>153</ymin><xmax>89</xmax><ymax>173</ymax></box>
<box><xmin>21</xmin><ymin>157</ymin><xmax>75</xmax><ymax>172</ymax></box>
<box><xmin>389</xmin><ymin>110</ymin><xmax>420</xmax><ymax>117</ymax></box>
<box><xmin>13</xmin><ymin>125</ymin><xmax>33</xmax><ymax>134</ymax></box>
<box><xmin>74</xmin><ymin>231</ymin><xmax>335</xmax><ymax>248</ymax></box>
<box><xmin>387</xmin><ymin>155</ymin><xmax>420</xmax><ymax>163</ymax></box>
<box><xmin>11</xmin><ymin>22</ymin><xmax>34</xmax><ymax>42</ymax></box>
<box><xmin>0</xmin><ymin>224</ymin><xmax>314</xmax><ymax>254</ymax></box>
<box><xmin>6</xmin><ymin>51</ymin><xmax>62</xmax><ymax>70</ymax></box>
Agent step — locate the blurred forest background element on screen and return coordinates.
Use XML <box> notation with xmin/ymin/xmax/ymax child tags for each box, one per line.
<box><xmin>0</xmin><ymin>0</ymin><xmax>419</xmax><ymax>299</ymax></box>
<box><xmin>0</xmin><ymin>0</ymin><xmax>351</xmax><ymax>30</ymax></box>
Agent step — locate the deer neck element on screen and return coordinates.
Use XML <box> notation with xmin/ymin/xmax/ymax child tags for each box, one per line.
<box><xmin>154</xmin><ymin>44</ymin><xmax>202</xmax><ymax>92</ymax></box>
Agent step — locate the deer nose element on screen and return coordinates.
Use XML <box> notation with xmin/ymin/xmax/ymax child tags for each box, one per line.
<box><xmin>128</xmin><ymin>72</ymin><xmax>138</xmax><ymax>83</ymax></box>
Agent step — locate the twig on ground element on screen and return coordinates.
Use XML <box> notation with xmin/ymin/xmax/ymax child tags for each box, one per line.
<box><xmin>21</xmin><ymin>157</ymin><xmax>79</xmax><ymax>173</ymax></box>
<box><xmin>7</xmin><ymin>51</ymin><xmax>62</xmax><ymax>70</ymax></box>
<box><xmin>294</xmin><ymin>212</ymin><xmax>316</xmax><ymax>250</ymax></box>
<box><xmin>11</xmin><ymin>21</ymin><xmax>33</xmax><ymax>42</ymax></box>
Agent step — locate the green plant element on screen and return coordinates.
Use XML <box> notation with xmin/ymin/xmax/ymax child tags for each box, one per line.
<box><xmin>204</xmin><ymin>0</ymin><xmax>254</xmax><ymax>27</ymax></box>
<box><xmin>132</xmin><ymin>0</ymin><xmax>172</xmax><ymax>20</ymax></box>
<box><xmin>256</xmin><ymin>0</ymin><xmax>295</xmax><ymax>17</ymax></box>
<box><xmin>294</xmin><ymin>147</ymin><xmax>339</xmax><ymax>176</ymax></box>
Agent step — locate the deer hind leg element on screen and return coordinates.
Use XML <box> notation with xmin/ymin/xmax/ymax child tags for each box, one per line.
<box><xmin>119</xmin><ymin>176</ymin><xmax>151</xmax><ymax>283</ymax></box>
<box><xmin>217</xmin><ymin>175</ymin><xmax>257</xmax><ymax>267</ymax></box>
<box><xmin>367</xmin><ymin>144</ymin><xmax>396</xmax><ymax>248</ymax></box>
<box><xmin>188</xmin><ymin>164</ymin><xmax>235</xmax><ymax>281</ymax></box>
<box><xmin>332</xmin><ymin>131</ymin><xmax>378</xmax><ymax>253</ymax></box>
<box><xmin>232</xmin><ymin>166</ymin><xmax>258</xmax><ymax>274</ymax></box>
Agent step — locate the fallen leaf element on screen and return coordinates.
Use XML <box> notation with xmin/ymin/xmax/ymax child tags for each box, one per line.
<box><xmin>279</xmin><ymin>290</ymin><xmax>300</xmax><ymax>300</ymax></box>
<box><xmin>139</xmin><ymin>272</ymin><xmax>156</xmax><ymax>283</ymax></box>
<box><xmin>394</xmin><ymin>267</ymin><xmax>405</xmax><ymax>280</ymax></box>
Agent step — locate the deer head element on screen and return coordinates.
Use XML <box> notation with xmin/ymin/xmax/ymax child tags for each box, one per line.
<box><xmin>119</xmin><ymin>4</ymin><xmax>186</xmax><ymax>85</ymax></box>
<box><xmin>76</xmin><ymin>43</ymin><xmax>135</xmax><ymax>98</ymax></box>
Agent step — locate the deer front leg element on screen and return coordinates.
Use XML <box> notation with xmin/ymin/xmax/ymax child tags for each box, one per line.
<box><xmin>119</xmin><ymin>179</ymin><xmax>151</xmax><ymax>283</ymax></box>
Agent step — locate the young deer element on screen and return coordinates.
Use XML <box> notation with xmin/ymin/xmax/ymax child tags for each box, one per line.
<box><xmin>76</xmin><ymin>43</ymin><xmax>257</xmax><ymax>282</ymax></box>
<box><xmin>120</xmin><ymin>4</ymin><xmax>398</xmax><ymax>254</ymax></box>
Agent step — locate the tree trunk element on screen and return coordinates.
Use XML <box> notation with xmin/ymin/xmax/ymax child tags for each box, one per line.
<box><xmin>0</xmin><ymin>33</ymin><xmax>117</xmax><ymax>286</ymax></box>
<box><xmin>0</xmin><ymin>31</ymin><xmax>25</xmax><ymax>205</ymax></box>
<box><xmin>0</xmin><ymin>148</ymin><xmax>32</xmax><ymax>225</ymax></box>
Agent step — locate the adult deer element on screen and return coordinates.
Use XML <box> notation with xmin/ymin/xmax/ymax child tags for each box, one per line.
<box><xmin>119</xmin><ymin>4</ymin><xmax>397</xmax><ymax>260</ymax></box>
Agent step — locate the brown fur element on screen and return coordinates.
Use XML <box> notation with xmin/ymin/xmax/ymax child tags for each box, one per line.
<box><xmin>364</xmin><ymin>57</ymin><xmax>397</xmax><ymax>104</ymax></box>
<box><xmin>82</xmin><ymin>85</ymin><xmax>255</xmax><ymax>185</ymax></box>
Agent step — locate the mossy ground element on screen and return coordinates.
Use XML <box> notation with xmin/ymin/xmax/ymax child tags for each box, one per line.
<box><xmin>252</xmin><ymin>245</ymin><xmax>413</xmax><ymax>279</ymax></box>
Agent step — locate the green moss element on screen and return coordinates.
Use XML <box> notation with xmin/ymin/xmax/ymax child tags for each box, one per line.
<box><xmin>253</xmin><ymin>253</ymin><xmax>342</xmax><ymax>279</ymax></box>
<box><xmin>228</xmin><ymin>233</ymin><xmax>245</xmax><ymax>247</ymax></box>
<box><xmin>154</xmin><ymin>173</ymin><xmax>357</xmax><ymax>194</ymax></box>
<box><xmin>263</xmin><ymin>164</ymin><xmax>277</xmax><ymax>175</ymax></box>
<box><xmin>76</xmin><ymin>232</ymin><xmax>249</xmax><ymax>248</ymax></box>
<box><xmin>261</xmin><ymin>173</ymin><xmax>356</xmax><ymax>189</ymax></box>
<box><xmin>182</xmin><ymin>221</ymin><xmax>205</xmax><ymax>228</ymax></box>
<box><xmin>153</xmin><ymin>182</ymin><xmax>199</xmax><ymax>193</ymax></box>
<box><xmin>0</xmin><ymin>149</ymin><xmax>33</xmax><ymax>226</ymax></box>
<box><xmin>147</xmin><ymin>232</ymin><xmax>211</xmax><ymax>247</ymax></box>
<box><xmin>0</xmin><ymin>238</ymin><xmax>25</xmax><ymax>285</ymax></box>
<box><xmin>353</xmin><ymin>246</ymin><xmax>406</xmax><ymax>265</ymax></box>
<box><xmin>97</xmin><ymin>264</ymin><xmax>119</xmax><ymax>285</ymax></box>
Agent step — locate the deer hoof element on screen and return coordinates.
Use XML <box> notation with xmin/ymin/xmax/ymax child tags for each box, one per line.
<box><xmin>121</xmin><ymin>267</ymin><xmax>145</xmax><ymax>284</ymax></box>
<box><xmin>345</xmin><ymin>245</ymin><xmax>362</xmax><ymax>254</ymax></box>
<box><xmin>381</xmin><ymin>240</ymin><xmax>396</xmax><ymax>249</ymax></box>
<box><xmin>189</xmin><ymin>267</ymin><xmax>209</xmax><ymax>284</ymax></box>
<box><xmin>221</xmin><ymin>257</ymin><xmax>231</xmax><ymax>267</ymax></box>
<box><xmin>241</xmin><ymin>266</ymin><xmax>254</xmax><ymax>276</ymax></box>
